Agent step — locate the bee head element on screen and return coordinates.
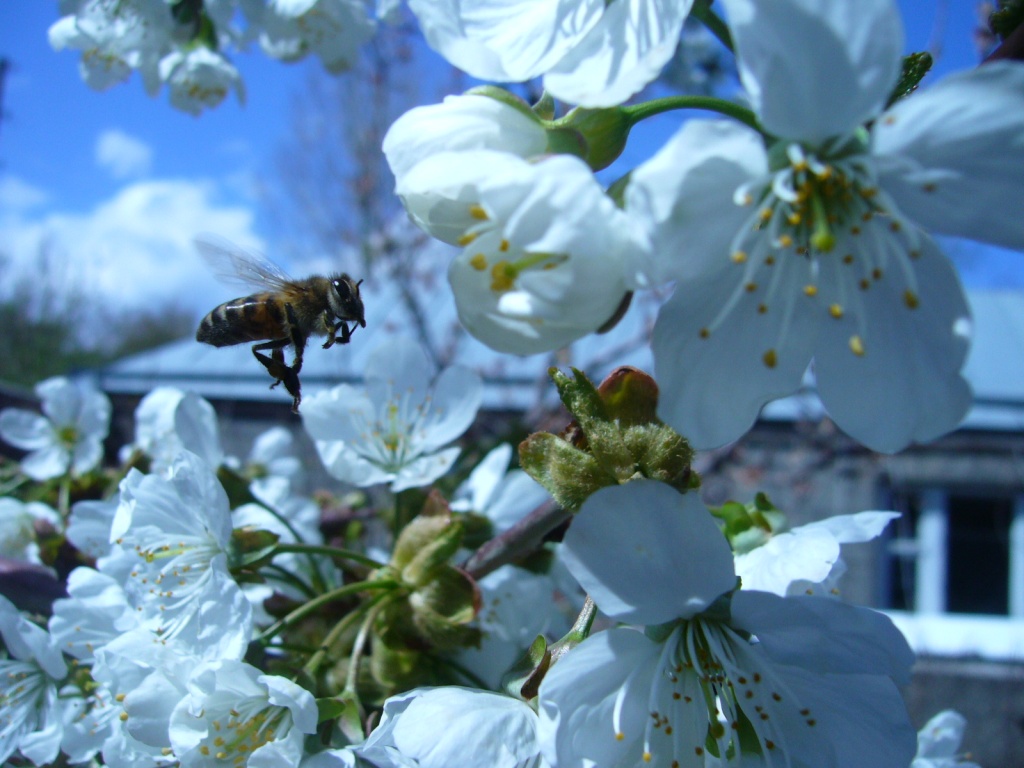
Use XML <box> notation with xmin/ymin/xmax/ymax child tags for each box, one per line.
<box><xmin>330</xmin><ymin>275</ymin><xmax>366</xmax><ymax>327</ymax></box>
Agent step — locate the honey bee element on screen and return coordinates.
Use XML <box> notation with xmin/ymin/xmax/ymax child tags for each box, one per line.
<box><xmin>195</xmin><ymin>237</ymin><xmax>366</xmax><ymax>412</ymax></box>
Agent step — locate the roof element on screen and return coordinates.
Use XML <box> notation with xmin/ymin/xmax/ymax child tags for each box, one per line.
<box><xmin>90</xmin><ymin>289</ymin><xmax>1024</xmax><ymax>431</ymax></box>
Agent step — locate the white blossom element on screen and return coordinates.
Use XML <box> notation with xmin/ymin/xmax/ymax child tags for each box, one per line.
<box><xmin>132</xmin><ymin>388</ymin><xmax>224</xmax><ymax>474</ymax></box>
<box><xmin>0</xmin><ymin>499</ymin><xmax>60</xmax><ymax>565</ymax></box>
<box><xmin>168</xmin><ymin>659</ymin><xmax>318</xmax><ymax>768</ymax></box>
<box><xmin>260</xmin><ymin>0</ymin><xmax>376</xmax><ymax>72</ymax></box>
<box><xmin>912</xmin><ymin>710</ymin><xmax>980</xmax><ymax>768</ymax></box>
<box><xmin>159</xmin><ymin>46</ymin><xmax>244</xmax><ymax>115</ymax></box>
<box><xmin>0</xmin><ymin>376</ymin><xmax>111</xmax><ymax>480</ymax></box>
<box><xmin>0</xmin><ymin>595</ymin><xmax>68</xmax><ymax>766</ymax></box>
<box><xmin>538</xmin><ymin>481</ymin><xmax>916</xmax><ymax>768</ymax></box>
<box><xmin>628</xmin><ymin>0</ymin><xmax>1024</xmax><ymax>453</ymax></box>
<box><xmin>302</xmin><ymin>337</ymin><xmax>482</xmax><ymax>491</ymax></box>
<box><xmin>399</xmin><ymin>150</ymin><xmax>640</xmax><ymax>354</ymax></box>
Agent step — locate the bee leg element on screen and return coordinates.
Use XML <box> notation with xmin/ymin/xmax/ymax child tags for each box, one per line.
<box><xmin>323</xmin><ymin>319</ymin><xmax>352</xmax><ymax>349</ymax></box>
<box><xmin>252</xmin><ymin>339</ymin><xmax>292</xmax><ymax>388</ymax></box>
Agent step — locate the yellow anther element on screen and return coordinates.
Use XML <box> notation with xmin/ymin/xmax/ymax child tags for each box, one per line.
<box><xmin>731</xmin><ymin>250</ymin><xmax>748</xmax><ymax>263</ymax></box>
<box><xmin>763</xmin><ymin>349</ymin><xmax>778</xmax><ymax>368</ymax></box>
<box><xmin>499</xmin><ymin>238</ymin><xmax>510</xmax><ymax>252</ymax></box>
<box><xmin>904</xmin><ymin>290</ymin><xmax>919</xmax><ymax>309</ymax></box>
<box><xmin>745</xmin><ymin>282</ymin><xmax>758</xmax><ymax>293</ymax></box>
<box><xmin>777</xmin><ymin>234</ymin><xmax>793</xmax><ymax>248</ymax></box>
<box><xmin>889</xmin><ymin>221</ymin><xmax>901</xmax><ymax>233</ymax></box>
<box><xmin>829</xmin><ymin>303</ymin><xmax>843</xmax><ymax>319</ymax></box>
<box><xmin>615</xmin><ymin>732</ymin><xmax>625</xmax><ymax>741</ymax></box>
<box><xmin>859</xmin><ymin>279</ymin><xmax>870</xmax><ymax>290</ymax></box>
<box><xmin>765</xmin><ymin>255</ymin><xmax>775</xmax><ymax>266</ymax></box>
<box><xmin>759</xmin><ymin>208</ymin><xmax>772</xmax><ymax>222</ymax></box>
<box><xmin>787</xmin><ymin>212</ymin><xmax>802</xmax><ymax>226</ymax></box>
<box><xmin>803</xmin><ymin>284</ymin><xmax>818</xmax><ymax>297</ymax></box>
<box><xmin>699</xmin><ymin>328</ymin><xmax>710</xmax><ymax>339</ymax></box>
<box><xmin>490</xmin><ymin>261</ymin><xmax>515</xmax><ymax>292</ymax></box>
<box><xmin>842</xmin><ymin>254</ymin><xmax>854</xmax><ymax>265</ymax></box>
<box><xmin>922</xmin><ymin>182</ymin><xmax>937</xmax><ymax>193</ymax></box>
<box><xmin>872</xmin><ymin>268</ymin><xmax>883</xmax><ymax>280</ymax></box>
<box><xmin>643</xmin><ymin>752</ymin><xmax>652</xmax><ymax>762</ymax></box>
<box><xmin>468</xmin><ymin>204</ymin><xmax>488</xmax><ymax>220</ymax></box>
<box><xmin>849</xmin><ymin>335</ymin><xmax>865</xmax><ymax>356</ymax></box>
<box><xmin>468</xmin><ymin>253</ymin><xmax>487</xmax><ymax>271</ymax></box>
<box><xmin>457</xmin><ymin>232</ymin><xmax>478</xmax><ymax>246</ymax></box>
<box><xmin>120</xmin><ymin>712</ymin><xmax>129</xmax><ymax>722</ymax></box>
<box><xmin>758</xmin><ymin>304</ymin><xmax>768</xmax><ymax>314</ymax></box>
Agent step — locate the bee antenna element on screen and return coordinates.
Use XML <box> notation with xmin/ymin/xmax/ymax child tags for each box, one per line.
<box><xmin>356</xmin><ymin>279</ymin><xmax>364</xmax><ymax>288</ymax></box>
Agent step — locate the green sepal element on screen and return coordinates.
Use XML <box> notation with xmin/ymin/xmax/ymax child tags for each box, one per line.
<box><xmin>518</xmin><ymin>432</ymin><xmax>614</xmax><ymax>512</ymax></box>
<box><xmin>885</xmin><ymin>51</ymin><xmax>933</xmax><ymax>108</ymax></box>
<box><xmin>501</xmin><ymin>635</ymin><xmax>551</xmax><ymax>700</ymax></box>
<box><xmin>548</xmin><ymin>106</ymin><xmax>633</xmax><ymax>171</ymax></box>
<box><xmin>216</xmin><ymin>465</ymin><xmax>259</xmax><ymax>510</ymax></box>
<box><xmin>317</xmin><ymin>692</ymin><xmax>365</xmax><ymax>744</ymax></box>
<box><xmin>532</xmin><ymin>91</ymin><xmax>556</xmax><ymax>121</ymax></box>
<box><xmin>465</xmin><ymin>86</ymin><xmax>537</xmax><ymax>115</ymax></box>
<box><xmin>373</xmin><ymin>567</ymin><xmax>481</xmax><ymax>652</ymax></box>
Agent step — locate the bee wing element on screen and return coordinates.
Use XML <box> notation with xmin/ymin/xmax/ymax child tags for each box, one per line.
<box><xmin>195</xmin><ymin>235</ymin><xmax>293</xmax><ymax>292</ymax></box>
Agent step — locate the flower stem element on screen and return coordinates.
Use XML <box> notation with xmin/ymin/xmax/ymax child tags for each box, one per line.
<box><xmin>622</xmin><ymin>96</ymin><xmax>762</xmax><ymax>135</ymax></box>
<box><xmin>258</xmin><ymin>578</ymin><xmax>396</xmax><ymax>643</ymax></box>
<box><xmin>302</xmin><ymin>595</ymin><xmax>383</xmax><ymax>678</ymax></box>
<box><xmin>691</xmin><ymin>0</ymin><xmax>734</xmax><ymax>52</ymax></box>
<box><xmin>272</xmin><ymin>542</ymin><xmax>385</xmax><ymax>569</ymax></box>
<box><xmin>343</xmin><ymin>600</ymin><xmax>387</xmax><ymax>695</ymax></box>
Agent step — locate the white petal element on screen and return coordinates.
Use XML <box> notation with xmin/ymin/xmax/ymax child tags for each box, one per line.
<box><xmin>799</xmin><ymin>510</ymin><xmax>899</xmax><ymax>544</ymax></box>
<box><xmin>765</xmin><ymin>666</ymin><xmax>916</xmax><ymax>768</ymax></box>
<box><xmin>391</xmin><ymin>447</ymin><xmax>461</xmax><ymax>492</ymax></box>
<box><xmin>722</xmin><ymin>0</ymin><xmax>903</xmax><ymax>142</ymax></box>
<box><xmin>383</xmin><ymin>94</ymin><xmax>548</xmax><ymax>181</ymax></box>
<box><xmin>915</xmin><ymin>710</ymin><xmax>971</xmax><ymax>761</ymax></box>
<box><xmin>76</xmin><ymin>388</ymin><xmax>112</xmax><ymax>438</ymax></box>
<box><xmin>397</xmin><ymin>149</ymin><xmax>533</xmax><ymax>245</ymax></box>
<box><xmin>873</xmin><ymin>62</ymin><xmax>1024</xmax><ymax>250</ymax></box>
<box><xmin>22</xmin><ymin>444</ymin><xmax>71</xmax><ymax>481</ymax></box>
<box><xmin>408</xmin><ymin>0</ymin><xmax>605</xmax><ymax>83</ymax></box>
<box><xmin>417</xmin><ymin>365</ymin><xmax>482</xmax><ymax>451</ymax></box>
<box><xmin>735</xmin><ymin>527</ymin><xmax>840</xmax><ymax>596</ymax></box>
<box><xmin>653</xmin><ymin>256</ymin><xmax>819</xmax><ymax>450</ymax></box>
<box><xmin>452</xmin><ymin>443</ymin><xmax>514</xmax><ymax>512</ymax></box>
<box><xmin>174</xmin><ymin>392</ymin><xmax>224</xmax><ymax>468</ymax></box>
<box><xmin>814</xmin><ymin>238</ymin><xmax>971</xmax><ymax>453</ymax></box>
<box><xmin>626</xmin><ymin>119</ymin><xmax>767</xmax><ymax>286</ymax></box>
<box><xmin>366</xmin><ymin>336</ymin><xmax>435</xmax><ymax>403</ymax></box>
<box><xmin>37</xmin><ymin>376</ymin><xmax>81</xmax><ymax>427</ymax></box>
<box><xmin>315</xmin><ymin>441</ymin><xmax>395</xmax><ymax>487</ymax></box>
<box><xmin>0</xmin><ymin>409</ymin><xmax>52</xmax><ymax>451</ymax></box>
<box><xmin>301</xmin><ymin>384</ymin><xmax>375</xmax><ymax>444</ymax></box>
<box><xmin>543</xmin><ymin>0</ymin><xmax>692</xmax><ymax>107</ymax></box>
<box><xmin>538</xmin><ymin>628</ymin><xmax>663</xmax><ymax>768</ymax></box>
<box><xmin>379</xmin><ymin>687</ymin><xmax>540</xmax><ymax>768</ymax></box>
<box><xmin>731</xmin><ymin>592</ymin><xmax>914</xmax><ymax>685</ymax></box>
<box><xmin>71</xmin><ymin>436</ymin><xmax>104</xmax><ymax>476</ymax></box>
<box><xmin>563</xmin><ymin>481</ymin><xmax>735</xmax><ymax>625</ymax></box>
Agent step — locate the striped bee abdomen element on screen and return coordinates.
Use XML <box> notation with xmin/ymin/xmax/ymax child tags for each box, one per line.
<box><xmin>196</xmin><ymin>293</ymin><xmax>288</xmax><ymax>347</ymax></box>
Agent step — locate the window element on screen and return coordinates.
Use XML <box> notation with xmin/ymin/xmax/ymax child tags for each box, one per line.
<box><xmin>881</xmin><ymin>488</ymin><xmax>1024</xmax><ymax>617</ymax></box>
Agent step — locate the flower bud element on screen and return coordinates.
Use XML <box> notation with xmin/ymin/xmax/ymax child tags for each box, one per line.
<box><xmin>519</xmin><ymin>367</ymin><xmax>697</xmax><ymax>511</ymax></box>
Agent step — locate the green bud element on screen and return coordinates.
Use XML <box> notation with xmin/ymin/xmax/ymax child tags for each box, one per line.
<box><xmin>519</xmin><ymin>367</ymin><xmax>696</xmax><ymax>511</ymax></box>
<box><xmin>373</xmin><ymin>567</ymin><xmax>481</xmax><ymax>652</ymax></box>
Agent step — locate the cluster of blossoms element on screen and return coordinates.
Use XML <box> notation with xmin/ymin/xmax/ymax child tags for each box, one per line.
<box><xmin>50</xmin><ymin>0</ymin><xmax>385</xmax><ymax>114</ymax></box>
<box><xmin>14</xmin><ymin>0</ymin><xmax>1022</xmax><ymax>764</ymax></box>
<box><xmin>0</xmin><ymin>355</ymin><xmax>982</xmax><ymax>767</ymax></box>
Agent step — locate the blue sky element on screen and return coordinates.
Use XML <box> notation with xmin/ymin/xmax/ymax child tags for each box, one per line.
<box><xmin>0</xmin><ymin>0</ymin><xmax>1020</xmax><ymax>325</ymax></box>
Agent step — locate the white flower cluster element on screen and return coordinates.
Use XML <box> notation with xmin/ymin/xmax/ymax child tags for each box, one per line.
<box><xmin>49</xmin><ymin>0</ymin><xmax>380</xmax><ymax>114</ymax></box>
<box><xmin>385</xmin><ymin>0</ymin><xmax>1024</xmax><ymax>456</ymax></box>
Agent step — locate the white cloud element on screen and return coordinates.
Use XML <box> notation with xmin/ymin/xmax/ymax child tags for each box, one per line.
<box><xmin>0</xmin><ymin>177</ymin><xmax>264</xmax><ymax>318</ymax></box>
<box><xmin>0</xmin><ymin>175</ymin><xmax>49</xmax><ymax>211</ymax></box>
<box><xmin>95</xmin><ymin>129</ymin><xmax>154</xmax><ymax>179</ymax></box>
